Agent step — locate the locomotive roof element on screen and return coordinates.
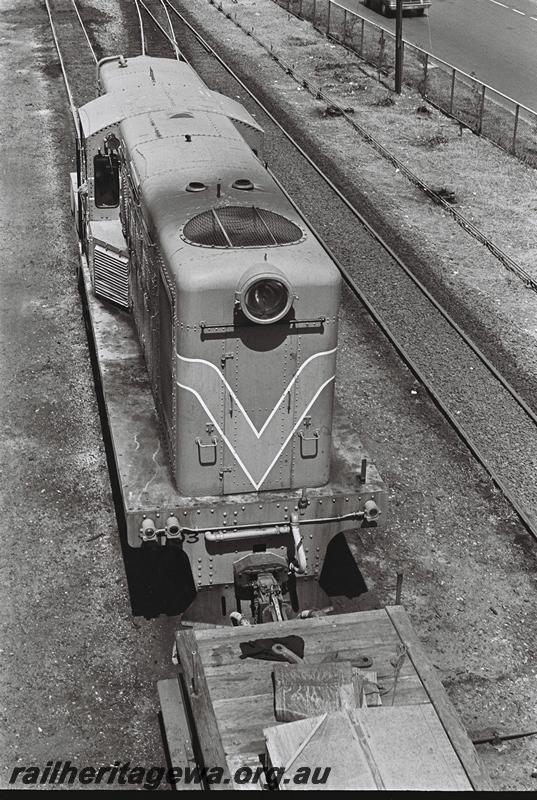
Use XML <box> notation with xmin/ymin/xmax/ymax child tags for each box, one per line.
<box><xmin>120</xmin><ymin>107</ymin><xmax>298</xmax><ymax>250</ymax></box>
<box><xmin>78</xmin><ymin>56</ymin><xmax>262</xmax><ymax>140</ymax></box>
<box><xmin>120</xmin><ymin>107</ymin><xmax>338</xmax><ymax>293</ymax></box>
<box><xmin>82</xmin><ymin>56</ymin><xmax>340</xmax><ymax>290</ymax></box>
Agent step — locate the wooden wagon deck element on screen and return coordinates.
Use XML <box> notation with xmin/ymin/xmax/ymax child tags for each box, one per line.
<box><xmin>159</xmin><ymin>607</ymin><xmax>490</xmax><ymax>791</ymax></box>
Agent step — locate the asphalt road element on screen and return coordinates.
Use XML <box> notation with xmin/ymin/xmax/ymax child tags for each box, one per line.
<box><xmin>338</xmin><ymin>0</ymin><xmax>537</xmax><ymax>111</ymax></box>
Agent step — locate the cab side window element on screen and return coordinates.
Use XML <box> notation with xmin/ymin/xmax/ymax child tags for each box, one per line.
<box><xmin>94</xmin><ymin>150</ymin><xmax>120</xmax><ymax>208</ymax></box>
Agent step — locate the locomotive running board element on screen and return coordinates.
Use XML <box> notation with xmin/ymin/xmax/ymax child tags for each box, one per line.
<box><xmin>78</xmin><ymin>250</ymin><xmax>386</xmax><ymax>605</ymax></box>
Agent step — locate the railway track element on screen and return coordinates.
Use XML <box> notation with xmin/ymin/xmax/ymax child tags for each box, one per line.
<box><xmin>43</xmin><ymin>0</ymin><xmax>99</xmax><ymax>109</ymax></box>
<box><xmin>132</xmin><ymin>0</ymin><xmax>537</xmax><ymax>541</ymax></box>
<box><xmin>270</xmin><ymin>0</ymin><xmax>537</xmax><ymax>296</ymax></box>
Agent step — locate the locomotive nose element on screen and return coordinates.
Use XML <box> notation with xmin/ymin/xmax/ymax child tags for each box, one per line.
<box><xmin>236</xmin><ymin>265</ymin><xmax>293</xmax><ymax>325</ymax></box>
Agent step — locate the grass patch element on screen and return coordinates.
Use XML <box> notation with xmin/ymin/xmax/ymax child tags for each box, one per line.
<box><xmin>283</xmin><ymin>0</ymin><xmax>537</xmax><ymax>168</ymax></box>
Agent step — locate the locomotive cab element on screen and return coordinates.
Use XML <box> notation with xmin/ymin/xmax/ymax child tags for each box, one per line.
<box><xmin>93</xmin><ymin>147</ymin><xmax>120</xmax><ymax>209</ymax></box>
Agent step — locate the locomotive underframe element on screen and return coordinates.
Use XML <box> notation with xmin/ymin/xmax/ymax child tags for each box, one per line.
<box><xmin>77</xmin><ymin>242</ymin><xmax>386</xmax><ymax>590</ymax></box>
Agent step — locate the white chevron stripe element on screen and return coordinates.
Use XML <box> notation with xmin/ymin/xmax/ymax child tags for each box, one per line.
<box><xmin>255</xmin><ymin>375</ymin><xmax>334</xmax><ymax>489</ymax></box>
<box><xmin>178</xmin><ymin>375</ymin><xmax>334</xmax><ymax>491</ymax></box>
<box><xmin>177</xmin><ymin>382</ymin><xmax>258</xmax><ymax>489</ymax></box>
<box><xmin>178</xmin><ymin>348</ymin><xmax>337</xmax><ymax>439</ymax></box>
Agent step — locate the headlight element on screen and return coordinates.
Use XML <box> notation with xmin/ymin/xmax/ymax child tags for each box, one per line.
<box><xmin>237</xmin><ymin>267</ymin><xmax>294</xmax><ymax>325</ymax></box>
<box><xmin>244</xmin><ymin>279</ymin><xmax>290</xmax><ymax>323</ymax></box>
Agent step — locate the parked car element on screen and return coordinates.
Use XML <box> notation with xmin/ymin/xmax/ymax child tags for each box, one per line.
<box><xmin>364</xmin><ymin>0</ymin><xmax>431</xmax><ymax>16</ymax></box>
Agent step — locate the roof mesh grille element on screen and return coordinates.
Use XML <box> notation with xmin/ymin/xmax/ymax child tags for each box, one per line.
<box><xmin>182</xmin><ymin>206</ymin><xmax>303</xmax><ymax>248</ymax></box>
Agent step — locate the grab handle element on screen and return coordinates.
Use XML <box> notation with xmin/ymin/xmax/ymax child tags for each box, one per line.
<box><xmin>195</xmin><ymin>437</ymin><xmax>217</xmax><ymax>465</ymax></box>
<box><xmin>298</xmin><ymin>430</ymin><xmax>319</xmax><ymax>459</ymax></box>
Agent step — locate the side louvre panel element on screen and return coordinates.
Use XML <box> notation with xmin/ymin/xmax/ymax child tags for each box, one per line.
<box><xmin>93</xmin><ymin>244</ymin><xmax>130</xmax><ymax>308</ymax></box>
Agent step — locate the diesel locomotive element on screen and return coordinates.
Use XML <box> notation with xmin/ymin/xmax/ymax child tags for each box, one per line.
<box><xmin>72</xmin><ymin>55</ymin><xmax>386</xmax><ymax>621</ymax></box>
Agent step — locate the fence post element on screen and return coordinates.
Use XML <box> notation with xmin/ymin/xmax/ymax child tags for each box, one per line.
<box><xmin>327</xmin><ymin>0</ymin><xmax>331</xmax><ymax>35</ymax></box>
<box><xmin>477</xmin><ymin>84</ymin><xmax>486</xmax><ymax>134</ymax></box>
<box><xmin>313</xmin><ymin>0</ymin><xmax>316</xmax><ymax>28</ymax></box>
<box><xmin>395</xmin><ymin>0</ymin><xmax>403</xmax><ymax>93</ymax></box>
<box><xmin>424</xmin><ymin>53</ymin><xmax>428</xmax><ymax>93</ymax></box>
<box><xmin>449</xmin><ymin>69</ymin><xmax>456</xmax><ymax>114</ymax></box>
<box><xmin>343</xmin><ymin>9</ymin><xmax>347</xmax><ymax>43</ymax></box>
<box><xmin>512</xmin><ymin>104</ymin><xmax>520</xmax><ymax>154</ymax></box>
<box><xmin>360</xmin><ymin>16</ymin><xmax>365</xmax><ymax>56</ymax></box>
<box><xmin>379</xmin><ymin>27</ymin><xmax>385</xmax><ymax>72</ymax></box>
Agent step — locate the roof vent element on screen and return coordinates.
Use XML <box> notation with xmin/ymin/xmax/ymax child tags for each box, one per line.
<box><xmin>232</xmin><ymin>178</ymin><xmax>254</xmax><ymax>191</ymax></box>
<box><xmin>186</xmin><ymin>181</ymin><xmax>207</xmax><ymax>193</ymax></box>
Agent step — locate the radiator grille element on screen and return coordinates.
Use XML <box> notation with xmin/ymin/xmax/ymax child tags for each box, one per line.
<box><xmin>183</xmin><ymin>206</ymin><xmax>303</xmax><ymax>248</ymax></box>
<box><xmin>93</xmin><ymin>245</ymin><xmax>129</xmax><ymax>308</ymax></box>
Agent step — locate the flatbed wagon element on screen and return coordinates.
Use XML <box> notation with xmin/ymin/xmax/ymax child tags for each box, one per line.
<box><xmin>158</xmin><ymin>607</ymin><xmax>491</xmax><ymax>791</ymax></box>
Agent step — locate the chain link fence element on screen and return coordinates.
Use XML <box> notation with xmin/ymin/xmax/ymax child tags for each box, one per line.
<box><xmin>274</xmin><ymin>0</ymin><xmax>537</xmax><ymax>167</ymax></box>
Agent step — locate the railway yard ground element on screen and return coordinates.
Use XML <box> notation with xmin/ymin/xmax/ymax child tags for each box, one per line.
<box><xmin>2</xmin><ymin>0</ymin><xmax>537</xmax><ymax>790</ymax></box>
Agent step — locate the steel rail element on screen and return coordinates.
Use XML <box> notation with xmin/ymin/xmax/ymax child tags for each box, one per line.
<box><xmin>43</xmin><ymin>0</ymin><xmax>78</xmax><ymax>128</ymax></box>
<box><xmin>44</xmin><ymin>0</ymin><xmax>145</xmax><ymax>105</ymax></box>
<box><xmin>159</xmin><ymin>0</ymin><xmax>181</xmax><ymax>59</ymax></box>
<box><xmin>156</xmin><ymin>2</ymin><xmax>537</xmax><ymax>536</ymax></box>
<box><xmin>134</xmin><ymin>0</ymin><xmax>147</xmax><ymax>56</ymax></box>
<box><xmin>138</xmin><ymin>0</ymin><xmax>184</xmax><ymax>58</ymax></box>
<box><xmin>70</xmin><ymin>0</ymin><xmax>97</xmax><ymax>63</ymax></box>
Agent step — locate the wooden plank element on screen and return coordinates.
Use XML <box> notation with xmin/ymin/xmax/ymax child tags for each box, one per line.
<box><xmin>265</xmin><ymin>707</ymin><xmax>472</xmax><ymax>791</ymax></box>
<box><xmin>209</xmin><ymin>672</ymin><xmax>428</xmax><ymax>772</ymax></box>
<box><xmin>212</xmin><ymin>693</ymin><xmax>275</xmax><ymax>757</ymax></box>
<box><xmin>202</xmin><ymin>639</ymin><xmax>420</xmax><ymax>681</ymax></box>
<box><xmin>201</xmin><ymin>630</ymin><xmax>398</xmax><ymax>668</ymax></box>
<box><xmin>265</xmin><ymin>716</ymin><xmax>321</xmax><ymax>769</ymax></box>
<box><xmin>202</xmin><ymin>645</ymin><xmax>428</xmax><ymax>706</ymax></box>
<box><xmin>354</xmin><ymin>706</ymin><xmax>472</xmax><ymax>790</ymax></box>
<box><xmin>196</xmin><ymin>618</ymin><xmax>400</xmax><ymax>669</ymax></box>
<box><xmin>157</xmin><ymin>678</ymin><xmax>201</xmax><ymax>792</ymax></box>
<box><xmin>225</xmin><ymin>753</ymin><xmax>266</xmax><ymax>791</ymax></box>
<box><xmin>273</xmin><ymin>661</ymin><xmax>358</xmax><ymax>721</ymax></box>
<box><xmin>203</xmin><ymin>671</ymin><xmax>430</xmax><ymax>722</ymax></box>
<box><xmin>347</xmin><ymin>712</ymin><xmax>387</xmax><ymax>789</ymax></box>
<box><xmin>171</xmin><ymin>608</ymin><xmax>477</xmax><ymax>789</ymax></box>
<box><xmin>265</xmin><ymin>712</ymin><xmax>383</xmax><ymax>790</ymax></box>
<box><xmin>175</xmin><ymin>629</ymin><xmax>232</xmax><ymax>790</ymax></box>
<box><xmin>385</xmin><ymin>605</ymin><xmax>491</xmax><ymax>791</ymax></box>
<box><xmin>207</xmin><ymin>676</ymin><xmax>425</xmax><ymax>711</ymax></box>
<box><xmin>193</xmin><ymin>609</ymin><xmax>388</xmax><ymax>646</ymax></box>
<box><xmin>202</xmin><ymin>639</ymin><xmax>400</xmax><ymax>676</ymax></box>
